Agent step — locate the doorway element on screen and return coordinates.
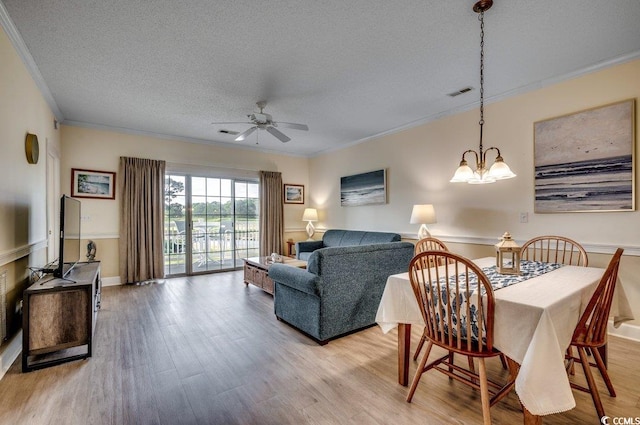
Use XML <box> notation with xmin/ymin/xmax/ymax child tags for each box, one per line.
<box><xmin>164</xmin><ymin>174</ymin><xmax>259</xmax><ymax>276</ymax></box>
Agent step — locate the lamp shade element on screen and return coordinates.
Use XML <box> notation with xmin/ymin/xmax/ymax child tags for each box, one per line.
<box><xmin>488</xmin><ymin>159</ymin><xmax>517</xmax><ymax>180</ymax></box>
<box><xmin>410</xmin><ymin>204</ymin><xmax>436</xmax><ymax>225</ymax></box>
<box><xmin>302</xmin><ymin>208</ymin><xmax>318</xmax><ymax>222</ymax></box>
<box><xmin>450</xmin><ymin>164</ymin><xmax>475</xmax><ymax>182</ymax></box>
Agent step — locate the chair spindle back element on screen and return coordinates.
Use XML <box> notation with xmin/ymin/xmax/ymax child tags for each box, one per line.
<box><xmin>573</xmin><ymin>248</ymin><xmax>623</xmax><ymax>347</ymax></box>
<box><xmin>409</xmin><ymin>251</ymin><xmax>495</xmax><ymax>355</ymax></box>
<box><xmin>521</xmin><ymin>235</ymin><xmax>588</xmax><ymax>266</ymax></box>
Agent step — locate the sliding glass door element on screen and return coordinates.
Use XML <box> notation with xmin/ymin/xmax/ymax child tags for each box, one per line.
<box><xmin>164</xmin><ymin>174</ymin><xmax>259</xmax><ymax>276</ymax></box>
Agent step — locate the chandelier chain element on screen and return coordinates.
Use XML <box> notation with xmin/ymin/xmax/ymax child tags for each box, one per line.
<box><xmin>478</xmin><ymin>10</ymin><xmax>485</xmax><ymax>155</ymax></box>
<box><xmin>450</xmin><ymin>0</ymin><xmax>516</xmax><ymax>184</ymax></box>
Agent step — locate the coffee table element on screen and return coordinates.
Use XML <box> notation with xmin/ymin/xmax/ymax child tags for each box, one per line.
<box><xmin>243</xmin><ymin>256</ymin><xmax>307</xmax><ymax>294</ymax></box>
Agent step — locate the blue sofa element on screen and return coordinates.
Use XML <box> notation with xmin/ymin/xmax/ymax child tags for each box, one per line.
<box><xmin>269</xmin><ymin>230</ymin><xmax>414</xmax><ymax>344</ymax></box>
<box><xmin>295</xmin><ymin>229</ymin><xmax>402</xmax><ymax>260</ymax></box>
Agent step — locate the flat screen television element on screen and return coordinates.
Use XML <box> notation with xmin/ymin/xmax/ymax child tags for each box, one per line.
<box><xmin>54</xmin><ymin>195</ymin><xmax>81</xmax><ymax>278</ymax></box>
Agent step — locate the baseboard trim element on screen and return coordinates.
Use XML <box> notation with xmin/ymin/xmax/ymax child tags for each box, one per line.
<box><xmin>102</xmin><ymin>276</ymin><xmax>122</xmax><ymax>287</ymax></box>
<box><xmin>609</xmin><ymin>321</ymin><xmax>640</xmax><ymax>342</ymax></box>
<box><xmin>0</xmin><ymin>331</ymin><xmax>22</xmax><ymax>380</ymax></box>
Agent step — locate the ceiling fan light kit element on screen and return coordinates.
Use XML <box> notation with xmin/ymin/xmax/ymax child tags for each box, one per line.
<box><xmin>450</xmin><ymin>0</ymin><xmax>516</xmax><ymax>185</ymax></box>
<box><xmin>212</xmin><ymin>101</ymin><xmax>308</xmax><ymax>144</ymax></box>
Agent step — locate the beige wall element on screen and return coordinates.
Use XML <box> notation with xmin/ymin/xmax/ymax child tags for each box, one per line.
<box><xmin>60</xmin><ymin>125</ymin><xmax>310</xmax><ymax>280</ymax></box>
<box><xmin>0</xmin><ymin>25</ymin><xmax>59</xmax><ymax>369</ymax></box>
<box><xmin>309</xmin><ymin>59</ymin><xmax>640</xmax><ymax>328</ymax></box>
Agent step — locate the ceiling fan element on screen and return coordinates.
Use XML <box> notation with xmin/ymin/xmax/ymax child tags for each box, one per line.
<box><xmin>212</xmin><ymin>101</ymin><xmax>309</xmax><ymax>143</ymax></box>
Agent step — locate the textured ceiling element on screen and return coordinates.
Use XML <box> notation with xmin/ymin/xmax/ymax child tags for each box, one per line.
<box><xmin>2</xmin><ymin>0</ymin><xmax>640</xmax><ymax>157</ymax></box>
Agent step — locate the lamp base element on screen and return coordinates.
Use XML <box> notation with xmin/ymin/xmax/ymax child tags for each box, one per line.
<box><xmin>417</xmin><ymin>224</ymin><xmax>431</xmax><ymax>240</ymax></box>
<box><xmin>306</xmin><ymin>221</ymin><xmax>316</xmax><ymax>241</ymax></box>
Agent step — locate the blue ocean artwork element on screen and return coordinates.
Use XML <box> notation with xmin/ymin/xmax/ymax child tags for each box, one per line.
<box><xmin>78</xmin><ymin>173</ymin><xmax>111</xmax><ymax>195</ymax></box>
<box><xmin>286</xmin><ymin>186</ymin><xmax>302</xmax><ymax>202</ymax></box>
<box><xmin>534</xmin><ymin>155</ymin><xmax>632</xmax><ymax>212</ymax></box>
<box><xmin>340</xmin><ymin>169</ymin><xmax>386</xmax><ymax>206</ymax></box>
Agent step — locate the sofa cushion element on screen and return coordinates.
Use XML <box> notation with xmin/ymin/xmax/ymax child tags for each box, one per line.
<box><xmin>322</xmin><ymin>229</ymin><xmax>349</xmax><ymax>247</ymax></box>
<box><xmin>360</xmin><ymin>231</ymin><xmax>401</xmax><ymax>244</ymax></box>
<box><xmin>298</xmin><ymin>252</ymin><xmax>313</xmax><ymax>261</ymax></box>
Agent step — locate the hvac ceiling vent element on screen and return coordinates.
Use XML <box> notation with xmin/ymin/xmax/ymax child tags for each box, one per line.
<box><xmin>219</xmin><ymin>129</ymin><xmax>239</xmax><ymax>135</ymax></box>
<box><xmin>447</xmin><ymin>87</ymin><xmax>473</xmax><ymax>97</ymax></box>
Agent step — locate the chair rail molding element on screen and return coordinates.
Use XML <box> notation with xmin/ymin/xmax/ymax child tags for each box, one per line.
<box><xmin>399</xmin><ymin>233</ymin><xmax>640</xmax><ymax>257</ymax></box>
<box><xmin>0</xmin><ymin>239</ymin><xmax>48</xmax><ymax>268</ymax></box>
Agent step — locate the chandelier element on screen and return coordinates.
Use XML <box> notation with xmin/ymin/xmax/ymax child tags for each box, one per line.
<box><xmin>450</xmin><ymin>0</ymin><xmax>516</xmax><ymax>184</ymax></box>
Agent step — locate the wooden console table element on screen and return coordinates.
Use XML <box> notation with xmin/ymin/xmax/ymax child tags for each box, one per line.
<box><xmin>22</xmin><ymin>261</ymin><xmax>101</xmax><ymax>372</ymax></box>
<box><xmin>243</xmin><ymin>256</ymin><xmax>306</xmax><ymax>294</ymax></box>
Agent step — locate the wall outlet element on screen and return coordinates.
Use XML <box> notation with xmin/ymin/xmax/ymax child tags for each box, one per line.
<box><xmin>519</xmin><ymin>212</ymin><xmax>529</xmax><ymax>223</ymax></box>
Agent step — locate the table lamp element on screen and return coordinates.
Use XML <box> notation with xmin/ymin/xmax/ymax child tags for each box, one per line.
<box><xmin>302</xmin><ymin>208</ymin><xmax>318</xmax><ymax>240</ymax></box>
<box><xmin>410</xmin><ymin>204</ymin><xmax>436</xmax><ymax>240</ymax></box>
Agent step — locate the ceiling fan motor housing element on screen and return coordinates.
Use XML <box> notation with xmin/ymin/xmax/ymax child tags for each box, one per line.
<box><xmin>249</xmin><ymin>113</ymin><xmax>272</xmax><ymax>124</ymax></box>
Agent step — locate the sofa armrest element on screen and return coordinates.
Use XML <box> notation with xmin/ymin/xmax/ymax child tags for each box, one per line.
<box><xmin>268</xmin><ymin>264</ymin><xmax>321</xmax><ymax>296</ymax></box>
<box><xmin>295</xmin><ymin>240</ymin><xmax>324</xmax><ymax>259</ymax></box>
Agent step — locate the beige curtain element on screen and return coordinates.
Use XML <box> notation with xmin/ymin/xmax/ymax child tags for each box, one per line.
<box><xmin>259</xmin><ymin>171</ymin><xmax>284</xmax><ymax>256</ymax></box>
<box><xmin>118</xmin><ymin>157</ymin><xmax>166</xmax><ymax>284</ymax></box>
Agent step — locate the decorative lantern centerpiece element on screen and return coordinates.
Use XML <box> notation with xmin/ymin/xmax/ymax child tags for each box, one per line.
<box><xmin>495</xmin><ymin>232</ymin><xmax>521</xmax><ymax>275</ymax></box>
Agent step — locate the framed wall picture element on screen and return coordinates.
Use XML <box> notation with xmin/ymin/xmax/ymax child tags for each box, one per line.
<box><xmin>71</xmin><ymin>168</ymin><xmax>116</xmax><ymax>199</ymax></box>
<box><xmin>534</xmin><ymin>99</ymin><xmax>635</xmax><ymax>213</ymax></box>
<box><xmin>284</xmin><ymin>184</ymin><xmax>304</xmax><ymax>204</ymax></box>
<box><xmin>340</xmin><ymin>169</ymin><xmax>387</xmax><ymax>206</ymax></box>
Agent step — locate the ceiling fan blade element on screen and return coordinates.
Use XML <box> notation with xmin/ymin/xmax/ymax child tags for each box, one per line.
<box><xmin>211</xmin><ymin>121</ymin><xmax>252</xmax><ymax>125</ymax></box>
<box><xmin>266</xmin><ymin>126</ymin><xmax>291</xmax><ymax>143</ymax></box>
<box><xmin>235</xmin><ymin>126</ymin><xmax>257</xmax><ymax>142</ymax></box>
<box><xmin>274</xmin><ymin>122</ymin><xmax>309</xmax><ymax>131</ymax></box>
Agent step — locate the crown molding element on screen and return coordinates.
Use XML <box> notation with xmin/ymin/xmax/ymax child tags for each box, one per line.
<box><xmin>62</xmin><ymin>120</ymin><xmax>308</xmax><ymax>158</ymax></box>
<box><xmin>312</xmin><ymin>50</ymin><xmax>640</xmax><ymax>158</ymax></box>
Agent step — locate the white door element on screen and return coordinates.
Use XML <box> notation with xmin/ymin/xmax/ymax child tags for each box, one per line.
<box><xmin>46</xmin><ymin>143</ymin><xmax>60</xmax><ymax>263</ymax></box>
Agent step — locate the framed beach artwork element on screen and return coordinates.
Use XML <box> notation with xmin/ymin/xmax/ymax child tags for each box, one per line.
<box><xmin>71</xmin><ymin>168</ymin><xmax>116</xmax><ymax>199</ymax></box>
<box><xmin>340</xmin><ymin>169</ymin><xmax>387</xmax><ymax>207</ymax></box>
<box><xmin>533</xmin><ymin>99</ymin><xmax>635</xmax><ymax>213</ymax></box>
<box><xmin>283</xmin><ymin>184</ymin><xmax>304</xmax><ymax>204</ymax></box>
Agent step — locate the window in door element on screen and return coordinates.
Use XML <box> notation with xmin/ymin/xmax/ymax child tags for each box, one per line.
<box><xmin>164</xmin><ymin>174</ymin><xmax>259</xmax><ymax>276</ymax></box>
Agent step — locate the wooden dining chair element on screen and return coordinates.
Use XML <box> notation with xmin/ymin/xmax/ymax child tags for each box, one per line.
<box><xmin>406</xmin><ymin>251</ymin><xmax>517</xmax><ymax>425</ymax></box>
<box><xmin>414</xmin><ymin>236</ymin><xmax>449</xmax><ymax>255</ymax></box>
<box><xmin>413</xmin><ymin>237</ymin><xmax>450</xmax><ymax>360</ymax></box>
<box><xmin>521</xmin><ymin>235</ymin><xmax>588</xmax><ymax>266</ymax></box>
<box><xmin>522</xmin><ymin>235</ymin><xmax>589</xmax><ymax>375</ymax></box>
<box><xmin>565</xmin><ymin>248</ymin><xmax>623</xmax><ymax>421</ymax></box>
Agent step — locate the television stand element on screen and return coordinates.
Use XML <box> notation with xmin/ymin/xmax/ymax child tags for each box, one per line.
<box><xmin>22</xmin><ymin>261</ymin><xmax>101</xmax><ymax>372</ymax></box>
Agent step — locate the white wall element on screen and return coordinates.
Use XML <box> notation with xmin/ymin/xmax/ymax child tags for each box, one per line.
<box><xmin>309</xmin><ymin>59</ymin><xmax>640</xmax><ymax>330</ymax></box>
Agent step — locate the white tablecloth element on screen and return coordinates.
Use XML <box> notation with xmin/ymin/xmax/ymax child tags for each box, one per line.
<box><xmin>375</xmin><ymin>257</ymin><xmax>634</xmax><ymax>416</ymax></box>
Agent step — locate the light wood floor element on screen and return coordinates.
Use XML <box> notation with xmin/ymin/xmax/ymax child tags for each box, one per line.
<box><xmin>1</xmin><ymin>271</ymin><xmax>638</xmax><ymax>425</ymax></box>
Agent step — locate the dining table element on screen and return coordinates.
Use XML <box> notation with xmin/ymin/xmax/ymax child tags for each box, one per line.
<box><xmin>375</xmin><ymin>257</ymin><xmax>634</xmax><ymax>424</ymax></box>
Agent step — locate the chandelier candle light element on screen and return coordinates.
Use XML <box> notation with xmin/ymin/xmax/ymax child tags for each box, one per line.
<box><xmin>450</xmin><ymin>0</ymin><xmax>516</xmax><ymax>184</ymax></box>
<box><xmin>410</xmin><ymin>204</ymin><xmax>437</xmax><ymax>239</ymax></box>
<box><xmin>302</xmin><ymin>208</ymin><xmax>318</xmax><ymax>240</ymax></box>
